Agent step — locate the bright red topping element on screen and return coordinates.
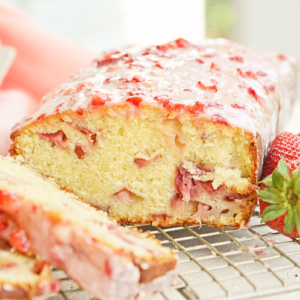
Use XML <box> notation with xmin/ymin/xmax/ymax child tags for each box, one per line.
<box><xmin>157</xmin><ymin>43</ymin><xmax>174</xmax><ymax>51</ymax></box>
<box><xmin>210</xmin><ymin>62</ymin><xmax>220</xmax><ymax>71</ymax></box>
<box><xmin>247</xmin><ymin>87</ymin><xmax>260</xmax><ymax>101</ymax></box>
<box><xmin>37</xmin><ymin>113</ymin><xmax>46</xmax><ymax>120</ymax></box>
<box><xmin>211</xmin><ymin>114</ymin><xmax>229</xmax><ymax>126</ymax></box>
<box><xmin>231</xmin><ymin>103</ymin><xmax>246</xmax><ymax>109</ymax></box>
<box><xmin>154</xmin><ymin>95</ymin><xmax>171</xmax><ymax>108</ymax></box>
<box><xmin>175</xmin><ymin>38</ymin><xmax>193</xmax><ymax>48</ymax></box>
<box><xmin>155</xmin><ymin>62</ymin><xmax>164</xmax><ymax>69</ymax></box>
<box><xmin>131</xmin><ymin>76</ymin><xmax>145</xmax><ymax>83</ymax></box>
<box><xmin>91</xmin><ymin>93</ymin><xmax>110</xmax><ymax>106</ymax></box>
<box><xmin>186</xmin><ymin>102</ymin><xmax>205</xmax><ymax>115</ymax></box>
<box><xmin>9</xmin><ymin>229</ymin><xmax>30</xmax><ymax>254</ymax></box>
<box><xmin>245</xmin><ymin>71</ymin><xmax>257</xmax><ymax>79</ymax></box>
<box><xmin>197</xmin><ymin>81</ymin><xmax>218</xmax><ymax>92</ymax></box>
<box><xmin>264</xmin><ymin>83</ymin><xmax>275</xmax><ymax>93</ymax></box>
<box><xmin>39</xmin><ymin>130</ymin><xmax>67</xmax><ymax>148</ymax></box>
<box><xmin>195</xmin><ymin>59</ymin><xmax>204</xmax><ymax>64</ymax></box>
<box><xmin>229</xmin><ymin>56</ymin><xmax>244</xmax><ymax>63</ymax></box>
<box><xmin>278</xmin><ymin>54</ymin><xmax>287</xmax><ymax>60</ymax></box>
<box><xmin>237</xmin><ymin>68</ymin><xmax>257</xmax><ymax>79</ymax></box>
<box><xmin>126</xmin><ymin>96</ymin><xmax>143</xmax><ymax>106</ymax></box>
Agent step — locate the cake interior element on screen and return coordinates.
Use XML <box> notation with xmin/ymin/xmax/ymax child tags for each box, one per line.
<box><xmin>12</xmin><ymin>106</ymin><xmax>257</xmax><ymax>228</ymax></box>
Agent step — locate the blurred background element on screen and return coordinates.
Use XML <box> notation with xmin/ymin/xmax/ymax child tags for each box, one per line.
<box><xmin>6</xmin><ymin>0</ymin><xmax>300</xmax><ymax>58</ymax></box>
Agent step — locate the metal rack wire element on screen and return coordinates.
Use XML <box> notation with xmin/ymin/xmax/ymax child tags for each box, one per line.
<box><xmin>50</xmin><ymin>207</ymin><xmax>300</xmax><ymax>300</ymax></box>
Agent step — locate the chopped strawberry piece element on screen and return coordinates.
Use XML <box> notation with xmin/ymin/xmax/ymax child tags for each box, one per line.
<box><xmin>257</xmin><ymin>71</ymin><xmax>267</xmax><ymax>77</ymax></box>
<box><xmin>155</xmin><ymin>62</ymin><xmax>164</xmax><ymax>69</ymax></box>
<box><xmin>96</xmin><ymin>57</ymin><xmax>118</xmax><ymax>67</ymax></box>
<box><xmin>0</xmin><ymin>212</ymin><xmax>8</xmax><ymax>232</ymax></box>
<box><xmin>197</xmin><ymin>81</ymin><xmax>218</xmax><ymax>92</ymax></box>
<box><xmin>175</xmin><ymin>166</ymin><xmax>193</xmax><ymax>202</ymax></box>
<box><xmin>195</xmin><ymin>59</ymin><xmax>204</xmax><ymax>64</ymax></box>
<box><xmin>37</xmin><ymin>113</ymin><xmax>46</xmax><ymax>120</ymax></box>
<box><xmin>277</xmin><ymin>54</ymin><xmax>287</xmax><ymax>60</ymax></box>
<box><xmin>134</xmin><ymin>155</ymin><xmax>162</xmax><ymax>168</ymax></box>
<box><xmin>264</xmin><ymin>83</ymin><xmax>275</xmax><ymax>93</ymax></box>
<box><xmin>175</xmin><ymin>38</ymin><xmax>193</xmax><ymax>48</ymax></box>
<box><xmin>231</xmin><ymin>103</ymin><xmax>246</xmax><ymax>109</ymax></box>
<box><xmin>114</xmin><ymin>189</ymin><xmax>131</xmax><ymax>205</ymax></box>
<box><xmin>211</xmin><ymin>114</ymin><xmax>229</xmax><ymax>126</ymax></box>
<box><xmin>192</xmin><ymin>203</ymin><xmax>212</xmax><ymax>219</ymax></box>
<box><xmin>171</xmin><ymin>194</ymin><xmax>186</xmax><ymax>211</ymax></box>
<box><xmin>186</xmin><ymin>102</ymin><xmax>205</xmax><ymax>115</ymax></box>
<box><xmin>39</xmin><ymin>130</ymin><xmax>67</xmax><ymax>148</ymax></box>
<box><xmin>157</xmin><ymin>43</ymin><xmax>175</xmax><ymax>51</ymax></box>
<box><xmin>126</xmin><ymin>96</ymin><xmax>143</xmax><ymax>106</ymax></box>
<box><xmin>237</xmin><ymin>69</ymin><xmax>257</xmax><ymax>79</ymax></box>
<box><xmin>50</xmin><ymin>280</ymin><xmax>61</xmax><ymax>293</ymax></box>
<box><xmin>91</xmin><ymin>93</ymin><xmax>110</xmax><ymax>106</ymax></box>
<box><xmin>54</xmin><ymin>103</ymin><xmax>64</xmax><ymax>113</ymax></box>
<box><xmin>229</xmin><ymin>56</ymin><xmax>244</xmax><ymax>63</ymax></box>
<box><xmin>76</xmin><ymin>127</ymin><xmax>97</xmax><ymax>146</ymax></box>
<box><xmin>9</xmin><ymin>229</ymin><xmax>30</xmax><ymax>253</ymax></box>
<box><xmin>154</xmin><ymin>95</ymin><xmax>171</xmax><ymax>108</ymax></box>
<box><xmin>210</xmin><ymin>62</ymin><xmax>220</xmax><ymax>71</ymax></box>
<box><xmin>245</xmin><ymin>71</ymin><xmax>257</xmax><ymax>79</ymax></box>
<box><xmin>247</xmin><ymin>87</ymin><xmax>260</xmax><ymax>101</ymax></box>
<box><xmin>0</xmin><ymin>191</ymin><xmax>18</xmax><ymax>214</ymax></box>
<box><xmin>131</xmin><ymin>76</ymin><xmax>145</xmax><ymax>83</ymax></box>
<box><xmin>75</xmin><ymin>144</ymin><xmax>87</xmax><ymax>159</ymax></box>
<box><xmin>77</xmin><ymin>109</ymin><xmax>84</xmax><ymax>115</ymax></box>
<box><xmin>76</xmin><ymin>84</ymin><xmax>85</xmax><ymax>92</ymax></box>
<box><xmin>105</xmin><ymin>259</ymin><xmax>113</xmax><ymax>276</ymax></box>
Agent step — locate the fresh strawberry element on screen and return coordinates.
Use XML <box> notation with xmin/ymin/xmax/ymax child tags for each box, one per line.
<box><xmin>258</xmin><ymin>132</ymin><xmax>300</xmax><ymax>238</ymax></box>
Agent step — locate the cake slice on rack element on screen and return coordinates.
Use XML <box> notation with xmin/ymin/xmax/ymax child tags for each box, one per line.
<box><xmin>0</xmin><ymin>239</ymin><xmax>58</xmax><ymax>300</ymax></box>
<box><xmin>0</xmin><ymin>156</ymin><xmax>178</xmax><ymax>300</ymax></box>
<box><xmin>10</xmin><ymin>38</ymin><xmax>298</xmax><ymax>228</ymax></box>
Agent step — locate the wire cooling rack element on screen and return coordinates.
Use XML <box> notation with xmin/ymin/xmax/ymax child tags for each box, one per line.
<box><xmin>49</xmin><ymin>206</ymin><xmax>300</xmax><ymax>300</ymax></box>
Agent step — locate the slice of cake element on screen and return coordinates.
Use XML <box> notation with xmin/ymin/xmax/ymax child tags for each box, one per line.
<box><xmin>0</xmin><ymin>156</ymin><xmax>178</xmax><ymax>300</ymax></box>
<box><xmin>10</xmin><ymin>38</ymin><xmax>298</xmax><ymax>228</ymax></box>
<box><xmin>0</xmin><ymin>239</ymin><xmax>58</xmax><ymax>300</ymax></box>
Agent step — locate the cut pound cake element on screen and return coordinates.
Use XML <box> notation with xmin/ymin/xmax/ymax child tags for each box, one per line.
<box><xmin>0</xmin><ymin>156</ymin><xmax>178</xmax><ymax>300</ymax></box>
<box><xmin>0</xmin><ymin>239</ymin><xmax>59</xmax><ymax>300</ymax></box>
<box><xmin>10</xmin><ymin>38</ymin><xmax>298</xmax><ymax>228</ymax></box>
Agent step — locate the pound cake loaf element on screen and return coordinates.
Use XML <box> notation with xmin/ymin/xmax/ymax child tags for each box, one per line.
<box><xmin>0</xmin><ymin>156</ymin><xmax>178</xmax><ymax>300</ymax></box>
<box><xmin>10</xmin><ymin>38</ymin><xmax>298</xmax><ymax>228</ymax></box>
<box><xmin>0</xmin><ymin>239</ymin><xmax>58</xmax><ymax>300</ymax></box>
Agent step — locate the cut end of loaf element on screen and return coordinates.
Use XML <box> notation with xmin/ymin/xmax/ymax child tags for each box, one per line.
<box><xmin>11</xmin><ymin>105</ymin><xmax>258</xmax><ymax>229</ymax></box>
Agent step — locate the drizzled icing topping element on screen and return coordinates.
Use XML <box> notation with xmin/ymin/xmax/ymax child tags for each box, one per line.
<box><xmin>12</xmin><ymin>38</ymin><xmax>297</xmax><ymax>170</ymax></box>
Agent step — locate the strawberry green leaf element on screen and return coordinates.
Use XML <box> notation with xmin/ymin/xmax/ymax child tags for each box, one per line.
<box><xmin>260</xmin><ymin>175</ymin><xmax>275</xmax><ymax>188</ymax></box>
<box><xmin>261</xmin><ymin>208</ymin><xmax>287</xmax><ymax>223</ymax></box>
<box><xmin>292</xmin><ymin>165</ymin><xmax>300</xmax><ymax>183</ymax></box>
<box><xmin>272</xmin><ymin>169</ymin><xmax>283</xmax><ymax>189</ymax></box>
<box><xmin>260</xmin><ymin>204</ymin><xmax>281</xmax><ymax>217</ymax></box>
<box><xmin>277</xmin><ymin>158</ymin><xmax>291</xmax><ymax>181</ymax></box>
<box><xmin>294</xmin><ymin>177</ymin><xmax>300</xmax><ymax>195</ymax></box>
<box><xmin>284</xmin><ymin>209</ymin><xmax>295</xmax><ymax>234</ymax></box>
<box><xmin>295</xmin><ymin>211</ymin><xmax>300</xmax><ymax>236</ymax></box>
<box><xmin>295</xmin><ymin>210</ymin><xmax>300</xmax><ymax>235</ymax></box>
<box><xmin>257</xmin><ymin>189</ymin><xmax>280</xmax><ymax>204</ymax></box>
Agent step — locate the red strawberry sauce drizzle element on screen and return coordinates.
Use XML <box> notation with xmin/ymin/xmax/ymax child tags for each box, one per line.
<box><xmin>197</xmin><ymin>81</ymin><xmax>218</xmax><ymax>92</ymax></box>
